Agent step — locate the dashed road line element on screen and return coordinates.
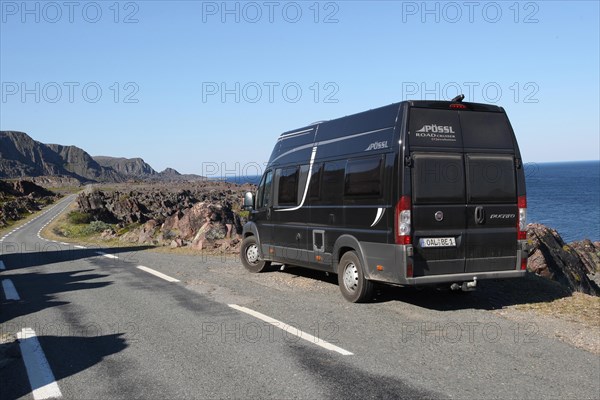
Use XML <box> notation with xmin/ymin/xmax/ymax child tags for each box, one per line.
<box><xmin>2</xmin><ymin>279</ymin><xmax>21</xmax><ymax>300</ymax></box>
<box><xmin>228</xmin><ymin>304</ymin><xmax>354</xmax><ymax>356</ymax></box>
<box><xmin>96</xmin><ymin>252</ymin><xmax>119</xmax><ymax>260</ymax></box>
<box><xmin>17</xmin><ymin>328</ymin><xmax>63</xmax><ymax>400</ymax></box>
<box><xmin>137</xmin><ymin>266</ymin><xmax>180</xmax><ymax>282</ymax></box>
<box><xmin>74</xmin><ymin>245</ymin><xmax>86</xmax><ymax>249</ymax></box>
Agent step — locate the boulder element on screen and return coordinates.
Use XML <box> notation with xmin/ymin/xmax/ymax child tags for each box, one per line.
<box><xmin>527</xmin><ymin>223</ymin><xmax>600</xmax><ymax>296</ymax></box>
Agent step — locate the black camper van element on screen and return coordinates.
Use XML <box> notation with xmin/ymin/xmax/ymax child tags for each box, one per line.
<box><xmin>241</xmin><ymin>97</ymin><xmax>528</xmax><ymax>302</ymax></box>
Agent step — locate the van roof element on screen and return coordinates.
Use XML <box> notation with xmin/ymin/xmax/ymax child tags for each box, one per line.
<box><xmin>279</xmin><ymin>100</ymin><xmax>505</xmax><ymax>138</ymax></box>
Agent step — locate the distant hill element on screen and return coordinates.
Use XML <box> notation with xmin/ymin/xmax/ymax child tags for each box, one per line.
<box><xmin>0</xmin><ymin>131</ymin><xmax>203</xmax><ymax>183</ymax></box>
<box><xmin>94</xmin><ymin>156</ymin><xmax>157</xmax><ymax>177</ymax></box>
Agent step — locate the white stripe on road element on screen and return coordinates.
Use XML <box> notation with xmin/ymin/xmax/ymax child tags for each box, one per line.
<box><xmin>74</xmin><ymin>245</ymin><xmax>86</xmax><ymax>249</ymax></box>
<box><xmin>95</xmin><ymin>252</ymin><xmax>118</xmax><ymax>259</ymax></box>
<box><xmin>228</xmin><ymin>304</ymin><xmax>354</xmax><ymax>356</ymax></box>
<box><xmin>17</xmin><ymin>328</ymin><xmax>63</xmax><ymax>400</ymax></box>
<box><xmin>0</xmin><ymin>260</ymin><xmax>5</xmax><ymax>270</ymax></box>
<box><xmin>136</xmin><ymin>266</ymin><xmax>180</xmax><ymax>282</ymax></box>
<box><xmin>2</xmin><ymin>279</ymin><xmax>20</xmax><ymax>300</ymax></box>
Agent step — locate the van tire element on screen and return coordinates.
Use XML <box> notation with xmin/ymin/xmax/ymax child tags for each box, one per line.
<box><xmin>337</xmin><ymin>251</ymin><xmax>373</xmax><ymax>303</ymax></box>
<box><xmin>241</xmin><ymin>236</ymin><xmax>271</xmax><ymax>273</ymax></box>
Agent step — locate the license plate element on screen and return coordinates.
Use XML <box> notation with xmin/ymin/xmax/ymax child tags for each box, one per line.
<box><xmin>419</xmin><ymin>237</ymin><xmax>456</xmax><ymax>248</ymax></box>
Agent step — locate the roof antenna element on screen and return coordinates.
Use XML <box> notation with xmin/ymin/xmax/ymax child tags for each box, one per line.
<box><xmin>451</xmin><ymin>94</ymin><xmax>465</xmax><ymax>102</ymax></box>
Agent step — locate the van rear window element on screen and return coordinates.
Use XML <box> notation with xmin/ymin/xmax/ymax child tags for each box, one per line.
<box><xmin>461</xmin><ymin>112</ymin><xmax>514</xmax><ymax>149</ymax></box>
<box><xmin>409</xmin><ymin>108</ymin><xmax>515</xmax><ymax>150</ymax></box>
<box><xmin>409</xmin><ymin>109</ymin><xmax>462</xmax><ymax>148</ymax></box>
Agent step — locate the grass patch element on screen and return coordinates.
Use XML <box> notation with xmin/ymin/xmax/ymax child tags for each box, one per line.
<box><xmin>67</xmin><ymin>210</ymin><xmax>93</xmax><ymax>224</ymax></box>
<box><xmin>41</xmin><ymin>202</ymin><xmax>146</xmax><ymax>248</ymax></box>
<box><xmin>512</xmin><ymin>292</ymin><xmax>600</xmax><ymax>328</ymax></box>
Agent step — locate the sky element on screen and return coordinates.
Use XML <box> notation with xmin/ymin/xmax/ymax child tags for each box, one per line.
<box><xmin>1</xmin><ymin>0</ymin><xmax>599</xmax><ymax>177</ymax></box>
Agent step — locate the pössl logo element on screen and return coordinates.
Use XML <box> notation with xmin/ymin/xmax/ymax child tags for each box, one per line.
<box><xmin>416</xmin><ymin>125</ymin><xmax>456</xmax><ymax>134</ymax></box>
<box><xmin>365</xmin><ymin>141</ymin><xmax>388</xmax><ymax>151</ymax></box>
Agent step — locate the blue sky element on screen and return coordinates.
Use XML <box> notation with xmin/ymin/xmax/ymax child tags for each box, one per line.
<box><xmin>1</xmin><ymin>1</ymin><xmax>599</xmax><ymax>176</ymax></box>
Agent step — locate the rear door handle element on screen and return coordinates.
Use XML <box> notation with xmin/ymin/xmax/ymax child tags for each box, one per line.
<box><xmin>475</xmin><ymin>206</ymin><xmax>485</xmax><ymax>224</ymax></box>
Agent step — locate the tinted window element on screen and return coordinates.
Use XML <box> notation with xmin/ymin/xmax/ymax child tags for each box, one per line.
<box><xmin>461</xmin><ymin>112</ymin><xmax>514</xmax><ymax>149</ymax></box>
<box><xmin>256</xmin><ymin>170</ymin><xmax>273</xmax><ymax>208</ymax></box>
<box><xmin>412</xmin><ymin>153</ymin><xmax>465</xmax><ymax>204</ymax></box>
<box><xmin>309</xmin><ymin>163</ymin><xmax>322</xmax><ymax>199</ymax></box>
<box><xmin>277</xmin><ymin>167</ymin><xmax>298</xmax><ymax>205</ymax></box>
<box><xmin>409</xmin><ymin>108</ymin><xmax>462</xmax><ymax>148</ymax></box>
<box><xmin>466</xmin><ymin>154</ymin><xmax>516</xmax><ymax>203</ymax></box>
<box><xmin>345</xmin><ymin>156</ymin><xmax>383</xmax><ymax>196</ymax></box>
<box><xmin>321</xmin><ymin>161</ymin><xmax>345</xmax><ymax>202</ymax></box>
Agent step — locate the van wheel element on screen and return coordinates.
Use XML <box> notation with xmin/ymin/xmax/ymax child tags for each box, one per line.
<box><xmin>337</xmin><ymin>251</ymin><xmax>373</xmax><ymax>303</ymax></box>
<box><xmin>240</xmin><ymin>236</ymin><xmax>271</xmax><ymax>273</ymax></box>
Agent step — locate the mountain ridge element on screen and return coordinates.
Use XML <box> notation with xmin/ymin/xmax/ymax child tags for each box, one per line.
<box><xmin>0</xmin><ymin>131</ymin><xmax>203</xmax><ymax>183</ymax></box>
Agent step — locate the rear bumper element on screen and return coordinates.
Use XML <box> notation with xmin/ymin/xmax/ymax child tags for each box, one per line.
<box><xmin>362</xmin><ymin>240</ymin><xmax>528</xmax><ymax>286</ymax></box>
<box><xmin>403</xmin><ymin>270</ymin><xmax>526</xmax><ymax>286</ymax></box>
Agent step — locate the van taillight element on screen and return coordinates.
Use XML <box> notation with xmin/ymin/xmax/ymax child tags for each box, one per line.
<box><xmin>395</xmin><ymin>195</ymin><xmax>412</xmax><ymax>244</ymax></box>
<box><xmin>520</xmin><ymin>257</ymin><xmax>528</xmax><ymax>270</ymax></box>
<box><xmin>518</xmin><ymin>195</ymin><xmax>527</xmax><ymax>240</ymax></box>
<box><xmin>450</xmin><ymin>103</ymin><xmax>467</xmax><ymax>109</ymax></box>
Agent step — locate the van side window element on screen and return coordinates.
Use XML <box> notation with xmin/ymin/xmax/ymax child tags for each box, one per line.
<box><xmin>321</xmin><ymin>161</ymin><xmax>346</xmax><ymax>202</ymax></box>
<box><xmin>298</xmin><ymin>165</ymin><xmax>310</xmax><ymax>203</ymax></box>
<box><xmin>256</xmin><ymin>170</ymin><xmax>273</xmax><ymax>209</ymax></box>
<box><xmin>309</xmin><ymin>163</ymin><xmax>322</xmax><ymax>200</ymax></box>
<box><xmin>344</xmin><ymin>156</ymin><xmax>383</xmax><ymax>197</ymax></box>
<box><xmin>277</xmin><ymin>167</ymin><xmax>299</xmax><ymax>205</ymax></box>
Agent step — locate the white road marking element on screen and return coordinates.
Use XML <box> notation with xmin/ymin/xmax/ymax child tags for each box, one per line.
<box><xmin>17</xmin><ymin>328</ymin><xmax>63</xmax><ymax>400</ymax></box>
<box><xmin>2</xmin><ymin>279</ymin><xmax>21</xmax><ymax>301</ymax></box>
<box><xmin>95</xmin><ymin>252</ymin><xmax>118</xmax><ymax>259</ymax></box>
<box><xmin>74</xmin><ymin>245</ymin><xmax>86</xmax><ymax>249</ymax></box>
<box><xmin>0</xmin><ymin>260</ymin><xmax>5</xmax><ymax>270</ymax></box>
<box><xmin>137</xmin><ymin>266</ymin><xmax>180</xmax><ymax>282</ymax></box>
<box><xmin>228</xmin><ymin>304</ymin><xmax>354</xmax><ymax>356</ymax></box>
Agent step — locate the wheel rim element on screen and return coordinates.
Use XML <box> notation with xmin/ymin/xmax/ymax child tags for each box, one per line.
<box><xmin>342</xmin><ymin>261</ymin><xmax>359</xmax><ymax>292</ymax></box>
<box><xmin>246</xmin><ymin>243</ymin><xmax>259</xmax><ymax>265</ymax></box>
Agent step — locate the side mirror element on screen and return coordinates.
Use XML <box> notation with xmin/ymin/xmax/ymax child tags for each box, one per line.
<box><xmin>243</xmin><ymin>192</ymin><xmax>254</xmax><ymax>210</ymax></box>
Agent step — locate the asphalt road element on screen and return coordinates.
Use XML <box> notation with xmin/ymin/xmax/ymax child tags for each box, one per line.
<box><xmin>1</xmin><ymin>196</ymin><xmax>599</xmax><ymax>400</ymax></box>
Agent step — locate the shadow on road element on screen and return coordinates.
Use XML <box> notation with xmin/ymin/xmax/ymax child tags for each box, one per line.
<box><xmin>0</xmin><ymin>333</ymin><xmax>129</xmax><ymax>400</ymax></box>
<box><xmin>0</xmin><ymin>269</ymin><xmax>112</xmax><ymax>324</ymax></box>
<box><xmin>287</xmin><ymin>344</ymin><xmax>445</xmax><ymax>400</ymax></box>
<box><xmin>0</xmin><ymin>244</ymin><xmax>154</xmax><ymax>270</ymax></box>
<box><xmin>275</xmin><ymin>265</ymin><xmax>570</xmax><ymax>310</ymax></box>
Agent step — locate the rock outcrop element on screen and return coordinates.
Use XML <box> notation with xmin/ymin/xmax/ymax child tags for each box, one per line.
<box><xmin>0</xmin><ymin>179</ymin><xmax>59</xmax><ymax>227</ymax></box>
<box><xmin>527</xmin><ymin>223</ymin><xmax>600</xmax><ymax>296</ymax></box>
<box><xmin>75</xmin><ymin>182</ymin><xmax>251</xmax><ymax>252</ymax></box>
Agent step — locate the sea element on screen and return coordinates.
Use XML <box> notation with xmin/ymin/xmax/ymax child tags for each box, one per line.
<box><xmin>225</xmin><ymin>160</ymin><xmax>600</xmax><ymax>243</ymax></box>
